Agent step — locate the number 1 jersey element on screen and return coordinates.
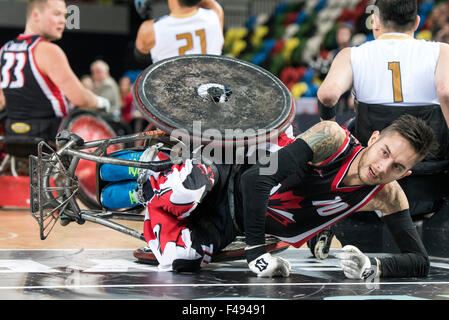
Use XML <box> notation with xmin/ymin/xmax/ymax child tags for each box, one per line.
<box><xmin>351</xmin><ymin>34</ymin><xmax>440</xmax><ymax>106</ymax></box>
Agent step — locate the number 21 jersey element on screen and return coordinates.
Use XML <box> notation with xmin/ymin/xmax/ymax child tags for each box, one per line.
<box><xmin>150</xmin><ymin>8</ymin><xmax>223</xmax><ymax>63</ymax></box>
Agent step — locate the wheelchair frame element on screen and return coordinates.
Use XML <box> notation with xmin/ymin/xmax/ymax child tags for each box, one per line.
<box><xmin>30</xmin><ymin>129</ymin><xmax>290</xmax><ymax>262</ymax></box>
<box><xmin>30</xmin><ymin>129</ymin><xmax>175</xmax><ymax>241</ymax></box>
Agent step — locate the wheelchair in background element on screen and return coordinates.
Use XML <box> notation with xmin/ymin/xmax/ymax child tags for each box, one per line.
<box><xmin>0</xmin><ymin>108</ymin><xmax>132</xmax><ymax>209</ymax></box>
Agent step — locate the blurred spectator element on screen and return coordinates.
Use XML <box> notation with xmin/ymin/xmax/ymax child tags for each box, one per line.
<box><xmin>434</xmin><ymin>24</ymin><xmax>449</xmax><ymax>44</ymax></box>
<box><xmin>335</xmin><ymin>22</ymin><xmax>354</xmax><ymax>54</ymax></box>
<box><xmin>81</xmin><ymin>74</ymin><xmax>94</xmax><ymax>90</ymax></box>
<box><xmin>330</xmin><ymin>23</ymin><xmax>355</xmax><ymax>115</ymax></box>
<box><xmin>119</xmin><ymin>76</ymin><xmax>134</xmax><ymax>124</ymax></box>
<box><xmin>90</xmin><ymin>59</ymin><xmax>121</xmax><ymax>120</ymax></box>
<box><xmin>428</xmin><ymin>2</ymin><xmax>449</xmax><ymax>35</ymax></box>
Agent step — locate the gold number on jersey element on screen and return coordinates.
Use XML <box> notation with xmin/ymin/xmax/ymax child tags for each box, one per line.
<box><xmin>388</xmin><ymin>62</ymin><xmax>404</xmax><ymax>103</ymax></box>
<box><xmin>176</xmin><ymin>29</ymin><xmax>207</xmax><ymax>55</ymax></box>
<box><xmin>195</xmin><ymin>29</ymin><xmax>206</xmax><ymax>54</ymax></box>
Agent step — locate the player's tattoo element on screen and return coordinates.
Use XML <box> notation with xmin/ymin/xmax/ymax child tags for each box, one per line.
<box><xmin>362</xmin><ymin>180</ymin><xmax>409</xmax><ymax>214</ymax></box>
<box><xmin>381</xmin><ymin>181</ymin><xmax>409</xmax><ymax>213</ymax></box>
<box><xmin>298</xmin><ymin>121</ymin><xmax>346</xmax><ymax>164</ymax></box>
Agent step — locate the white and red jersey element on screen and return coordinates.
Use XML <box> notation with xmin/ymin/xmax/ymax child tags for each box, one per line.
<box><xmin>150</xmin><ymin>8</ymin><xmax>223</xmax><ymax>63</ymax></box>
<box><xmin>0</xmin><ymin>34</ymin><xmax>73</xmax><ymax>119</ymax></box>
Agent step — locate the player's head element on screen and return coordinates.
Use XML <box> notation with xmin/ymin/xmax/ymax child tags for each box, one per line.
<box><xmin>178</xmin><ymin>0</ymin><xmax>201</xmax><ymax>8</ymax></box>
<box><xmin>373</xmin><ymin>0</ymin><xmax>419</xmax><ymax>35</ymax></box>
<box><xmin>26</xmin><ymin>0</ymin><xmax>66</xmax><ymax>41</ymax></box>
<box><xmin>358</xmin><ymin>114</ymin><xmax>438</xmax><ymax>185</ymax></box>
<box><xmin>90</xmin><ymin>60</ymin><xmax>110</xmax><ymax>83</ymax></box>
<box><xmin>336</xmin><ymin>22</ymin><xmax>353</xmax><ymax>48</ymax></box>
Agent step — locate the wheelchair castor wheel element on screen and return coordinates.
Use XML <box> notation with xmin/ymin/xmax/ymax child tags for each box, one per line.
<box><xmin>308</xmin><ymin>228</ymin><xmax>334</xmax><ymax>260</ymax></box>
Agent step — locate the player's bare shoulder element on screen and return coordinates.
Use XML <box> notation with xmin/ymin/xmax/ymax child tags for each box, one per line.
<box><xmin>360</xmin><ymin>180</ymin><xmax>409</xmax><ymax>215</ymax></box>
<box><xmin>138</xmin><ymin>19</ymin><xmax>155</xmax><ymax>34</ymax></box>
<box><xmin>34</xmin><ymin>40</ymin><xmax>63</xmax><ymax>56</ymax></box>
<box><xmin>33</xmin><ymin>40</ymin><xmax>69</xmax><ymax>71</ymax></box>
<box><xmin>297</xmin><ymin>121</ymin><xmax>347</xmax><ymax>165</ymax></box>
<box><xmin>136</xmin><ymin>19</ymin><xmax>155</xmax><ymax>52</ymax></box>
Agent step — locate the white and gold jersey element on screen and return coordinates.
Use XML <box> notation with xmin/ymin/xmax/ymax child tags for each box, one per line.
<box><xmin>150</xmin><ymin>8</ymin><xmax>223</xmax><ymax>63</ymax></box>
<box><xmin>351</xmin><ymin>33</ymin><xmax>440</xmax><ymax>106</ymax></box>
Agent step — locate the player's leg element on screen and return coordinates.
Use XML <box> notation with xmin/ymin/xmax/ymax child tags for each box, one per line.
<box><xmin>100</xmin><ymin>180</ymin><xmax>142</xmax><ymax>209</ymax></box>
<box><xmin>141</xmin><ymin>161</ymin><xmax>239</xmax><ymax>272</ymax></box>
<box><xmin>98</xmin><ymin>148</ymin><xmax>170</xmax><ymax>209</ymax></box>
<box><xmin>99</xmin><ymin>148</ymin><xmax>170</xmax><ymax>182</ymax></box>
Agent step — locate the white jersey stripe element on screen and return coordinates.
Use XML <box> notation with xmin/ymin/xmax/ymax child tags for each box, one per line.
<box><xmin>27</xmin><ymin>39</ymin><xmax>65</xmax><ymax>117</ymax></box>
<box><xmin>269</xmin><ymin>184</ymin><xmax>383</xmax><ymax>245</ymax></box>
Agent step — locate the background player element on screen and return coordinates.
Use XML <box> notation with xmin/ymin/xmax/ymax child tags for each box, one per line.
<box><xmin>316</xmin><ymin>0</ymin><xmax>449</xmax><ymax>127</ymax></box>
<box><xmin>0</xmin><ymin>0</ymin><xmax>110</xmax><ymax>142</ymax></box>
<box><xmin>134</xmin><ymin>0</ymin><xmax>224</xmax><ymax>65</ymax></box>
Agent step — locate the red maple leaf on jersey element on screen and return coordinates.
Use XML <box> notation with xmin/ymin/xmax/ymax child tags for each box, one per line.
<box><xmin>266</xmin><ymin>190</ymin><xmax>304</xmax><ymax>226</ymax></box>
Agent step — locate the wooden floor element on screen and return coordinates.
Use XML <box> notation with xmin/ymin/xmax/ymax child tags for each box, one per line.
<box><xmin>0</xmin><ymin>206</ymin><xmax>341</xmax><ymax>250</ymax></box>
<box><xmin>0</xmin><ymin>207</ymin><xmax>145</xmax><ymax>250</ymax></box>
<box><xmin>3</xmin><ymin>207</ymin><xmax>449</xmax><ymax>302</ymax></box>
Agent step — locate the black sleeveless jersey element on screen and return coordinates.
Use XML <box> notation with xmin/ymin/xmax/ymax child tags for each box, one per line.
<box><xmin>263</xmin><ymin>129</ymin><xmax>385</xmax><ymax>248</ymax></box>
<box><xmin>0</xmin><ymin>34</ymin><xmax>72</xmax><ymax>120</ymax></box>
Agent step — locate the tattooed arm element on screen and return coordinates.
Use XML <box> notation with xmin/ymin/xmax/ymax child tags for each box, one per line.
<box><xmin>356</xmin><ymin>182</ymin><xmax>430</xmax><ymax>277</ymax></box>
<box><xmin>242</xmin><ymin>121</ymin><xmax>347</xmax><ymax>262</ymax></box>
<box><xmin>297</xmin><ymin>120</ymin><xmax>347</xmax><ymax>165</ymax></box>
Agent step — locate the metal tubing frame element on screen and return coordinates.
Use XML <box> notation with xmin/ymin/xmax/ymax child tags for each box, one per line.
<box><xmin>32</xmin><ymin>130</ymin><xmax>171</xmax><ymax>242</ymax></box>
<box><xmin>80</xmin><ymin>211</ymin><xmax>145</xmax><ymax>241</ymax></box>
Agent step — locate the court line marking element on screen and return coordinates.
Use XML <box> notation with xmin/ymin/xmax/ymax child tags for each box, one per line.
<box><xmin>1</xmin><ymin>281</ymin><xmax>449</xmax><ymax>291</ymax></box>
<box><xmin>0</xmin><ymin>249</ymin><xmax>137</xmax><ymax>251</ymax></box>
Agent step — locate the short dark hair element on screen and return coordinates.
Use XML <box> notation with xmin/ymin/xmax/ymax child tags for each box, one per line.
<box><xmin>374</xmin><ymin>0</ymin><xmax>418</xmax><ymax>32</ymax></box>
<box><xmin>381</xmin><ymin>114</ymin><xmax>439</xmax><ymax>162</ymax></box>
<box><xmin>178</xmin><ymin>0</ymin><xmax>201</xmax><ymax>7</ymax></box>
